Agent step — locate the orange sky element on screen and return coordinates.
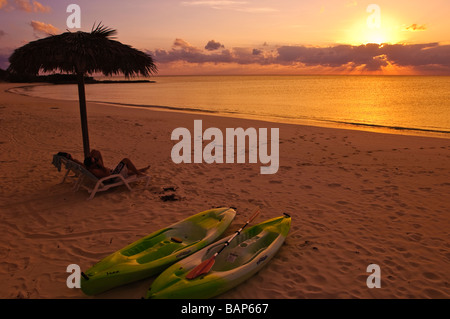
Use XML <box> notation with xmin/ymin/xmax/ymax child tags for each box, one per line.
<box><xmin>1</xmin><ymin>0</ymin><xmax>449</xmax><ymax>75</ymax></box>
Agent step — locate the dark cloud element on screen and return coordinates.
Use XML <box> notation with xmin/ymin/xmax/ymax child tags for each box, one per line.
<box><xmin>276</xmin><ymin>44</ymin><xmax>389</xmax><ymax>70</ymax></box>
<box><xmin>276</xmin><ymin>43</ymin><xmax>450</xmax><ymax>71</ymax></box>
<box><xmin>205</xmin><ymin>40</ymin><xmax>224</xmax><ymax>51</ymax></box>
<box><xmin>252</xmin><ymin>49</ymin><xmax>262</xmax><ymax>55</ymax></box>
<box><xmin>152</xmin><ymin>46</ymin><xmax>234</xmax><ymax>65</ymax></box>
<box><xmin>404</xmin><ymin>24</ymin><xmax>427</xmax><ymax>31</ymax></box>
<box><xmin>148</xmin><ymin>39</ymin><xmax>450</xmax><ymax>73</ymax></box>
<box><xmin>383</xmin><ymin>43</ymin><xmax>450</xmax><ymax>68</ymax></box>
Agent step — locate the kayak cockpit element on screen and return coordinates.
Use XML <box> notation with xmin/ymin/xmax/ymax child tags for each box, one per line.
<box><xmin>120</xmin><ymin>221</ymin><xmax>208</xmax><ymax>264</ymax></box>
<box><xmin>211</xmin><ymin>230</ymin><xmax>279</xmax><ymax>272</ymax></box>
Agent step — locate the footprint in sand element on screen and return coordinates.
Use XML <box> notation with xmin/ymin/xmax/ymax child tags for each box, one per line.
<box><xmin>406</xmin><ymin>232</ymin><xmax>423</xmax><ymax>242</ymax></box>
<box><xmin>269</xmin><ymin>180</ymin><xmax>283</xmax><ymax>184</ymax></box>
<box><xmin>328</xmin><ymin>183</ymin><xmax>341</xmax><ymax>188</ymax></box>
<box><xmin>423</xmin><ymin>272</ymin><xmax>440</xmax><ymax>281</ymax></box>
<box><xmin>0</xmin><ymin>262</ymin><xmax>19</xmax><ymax>272</ymax></box>
<box><xmin>423</xmin><ymin>288</ymin><xmax>446</xmax><ymax>298</ymax></box>
<box><xmin>305</xmin><ymin>285</ymin><xmax>322</xmax><ymax>292</ymax></box>
<box><xmin>312</xmin><ymin>274</ymin><xmax>327</xmax><ymax>284</ymax></box>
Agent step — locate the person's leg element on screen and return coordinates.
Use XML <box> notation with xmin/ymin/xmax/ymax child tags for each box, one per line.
<box><xmin>120</xmin><ymin>158</ymin><xmax>149</xmax><ymax>176</ymax></box>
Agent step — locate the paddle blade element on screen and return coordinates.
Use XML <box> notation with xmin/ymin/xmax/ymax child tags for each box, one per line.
<box><xmin>186</xmin><ymin>256</ymin><xmax>216</xmax><ymax>280</ymax></box>
<box><xmin>186</xmin><ymin>207</ymin><xmax>260</xmax><ymax>280</ymax></box>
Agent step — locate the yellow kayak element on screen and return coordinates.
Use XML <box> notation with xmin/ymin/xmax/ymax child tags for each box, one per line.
<box><xmin>80</xmin><ymin>207</ymin><xmax>236</xmax><ymax>295</ymax></box>
<box><xmin>146</xmin><ymin>214</ymin><xmax>291</xmax><ymax>299</ymax></box>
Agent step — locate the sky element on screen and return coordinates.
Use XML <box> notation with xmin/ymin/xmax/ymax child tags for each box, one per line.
<box><xmin>1</xmin><ymin>0</ymin><xmax>450</xmax><ymax>75</ymax></box>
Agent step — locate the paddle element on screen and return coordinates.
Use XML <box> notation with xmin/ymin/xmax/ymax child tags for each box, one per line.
<box><xmin>186</xmin><ymin>208</ymin><xmax>260</xmax><ymax>280</ymax></box>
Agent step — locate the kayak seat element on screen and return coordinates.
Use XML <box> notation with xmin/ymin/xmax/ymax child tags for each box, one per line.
<box><xmin>122</xmin><ymin>221</ymin><xmax>208</xmax><ymax>257</ymax></box>
<box><xmin>213</xmin><ymin>230</ymin><xmax>279</xmax><ymax>272</ymax></box>
<box><xmin>122</xmin><ymin>222</ymin><xmax>208</xmax><ymax>264</ymax></box>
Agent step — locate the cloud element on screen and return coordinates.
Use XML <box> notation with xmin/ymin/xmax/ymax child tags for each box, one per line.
<box><xmin>205</xmin><ymin>40</ymin><xmax>224</xmax><ymax>51</ymax></box>
<box><xmin>181</xmin><ymin>1</ymin><xmax>246</xmax><ymax>8</ymax></box>
<box><xmin>0</xmin><ymin>0</ymin><xmax>12</xmax><ymax>10</ymax></box>
<box><xmin>14</xmin><ymin>0</ymin><xmax>33</xmax><ymax>11</ymax></box>
<box><xmin>173</xmin><ymin>38</ymin><xmax>201</xmax><ymax>53</ymax></box>
<box><xmin>252</xmin><ymin>48</ymin><xmax>262</xmax><ymax>55</ymax></box>
<box><xmin>276</xmin><ymin>43</ymin><xmax>450</xmax><ymax>71</ymax></box>
<box><xmin>382</xmin><ymin>43</ymin><xmax>450</xmax><ymax>69</ymax></box>
<box><xmin>0</xmin><ymin>0</ymin><xmax>50</xmax><ymax>12</ymax></box>
<box><xmin>30</xmin><ymin>20</ymin><xmax>59</xmax><ymax>36</ymax></box>
<box><xmin>149</xmin><ymin>38</ymin><xmax>277</xmax><ymax>66</ymax></box>
<box><xmin>0</xmin><ymin>30</ymin><xmax>5</xmax><ymax>37</ymax></box>
<box><xmin>403</xmin><ymin>24</ymin><xmax>427</xmax><ymax>32</ymax></box>
<box><xmin>148</xmin><ymin>39</ymin><xmax>450</xmax><ymax>74</ymax></box>
<box><xmin>0</xmin><ymin>0</ymin><xmax>8</xmax><ymax>9</ymax></box>
<box><xmin>180</xmin><ymin>0</ymin><xmax>277</xmax><ymax>13</ymax></box>
<box><xmin>276</xmin><ymin>44</ymin><xmax>390</xmax><ymax>70</ymax></box>
<box><xmin>31</xmin><ymin>0</ymin><xmax>50</xmax><ymax>13</ymax></box>
<box><xmin>236</xmin><ymin>6</ymin><xmax>277</xmax><ymax>13</ymax></box>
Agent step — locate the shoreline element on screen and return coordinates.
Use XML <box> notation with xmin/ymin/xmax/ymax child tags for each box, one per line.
<box><xmin>7</xmin><ymin>82</ymin><xmax>450</xmax><ymax>140</ymax></box>
<box><xmin>0</xmin><ymin>82</ymin><xmax>449</xmax><ymax>299</ymax></box>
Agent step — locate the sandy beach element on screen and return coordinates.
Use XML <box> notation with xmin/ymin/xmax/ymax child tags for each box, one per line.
<box><xmin>0</xmin><ymin>82</ymin><xmax>449</xmax><ymax>299</ymax></box>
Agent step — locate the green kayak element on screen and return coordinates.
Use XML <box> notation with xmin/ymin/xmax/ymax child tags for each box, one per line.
<box><xmin>80</xmin><ymin>207</ymin><xmax>236</xmax><ymax>295</ymax></box>
<box><xmin>146</xmin><ymin>214</ymin><xmax>291</xmax><ymax>299</ymax></box>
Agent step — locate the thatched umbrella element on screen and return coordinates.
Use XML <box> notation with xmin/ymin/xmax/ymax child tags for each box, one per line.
<box><xmin>8</xmin><ymin>24</ymin><xmax>157</xmax><ymax>158</ymax></box>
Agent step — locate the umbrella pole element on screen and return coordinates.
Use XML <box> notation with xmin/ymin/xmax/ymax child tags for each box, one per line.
<box><xmin>77</xmin><ymin>72</ymin><xmax>91</xmax><ymax>158</ymax></box>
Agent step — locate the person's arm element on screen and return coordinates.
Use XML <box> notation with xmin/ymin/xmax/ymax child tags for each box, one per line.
<box><xmin>90</xmin><ymin>149</ymin><xmax>105</xmax><ymax>167</ymax></box>
<box><xmin>89</xmin><ymin>166</ymin><xmax>111</xmax><ymax>179</ymax></box>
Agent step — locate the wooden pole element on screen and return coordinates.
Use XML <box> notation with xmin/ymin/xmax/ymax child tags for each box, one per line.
<box><xmin>77</xmin><ymin>72</ymin><xmax>90</xmax><ymax>158</ymax></box>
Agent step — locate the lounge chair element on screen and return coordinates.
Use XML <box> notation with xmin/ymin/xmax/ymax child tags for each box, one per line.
<box><xmin>52</xmin><ymin>154</ymin><xmax>150</xmax><ymax>200</ymax></box>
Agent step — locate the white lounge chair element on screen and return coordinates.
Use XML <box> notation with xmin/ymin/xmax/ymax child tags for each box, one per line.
<box><xmin>52</xmin><ymin>154</ymin><xmax>150</xmax><ymax>200</ymax></box>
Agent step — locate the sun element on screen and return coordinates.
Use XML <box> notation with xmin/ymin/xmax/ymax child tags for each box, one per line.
<box><xmin>363</xmin><ymin>29</ymin><xmax>390</xmax><ymax>45</ymax></box>
<box><xmin>342</xmin><ymin>15</ymin><xmax>403</xmax><ymax>45</ymax></box>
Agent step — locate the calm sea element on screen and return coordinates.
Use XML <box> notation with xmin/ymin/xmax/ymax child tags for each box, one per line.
<box><xmin>13</xmin><ymin>75</ymin><xmax>450</xmax><ymax>138</ymax></box>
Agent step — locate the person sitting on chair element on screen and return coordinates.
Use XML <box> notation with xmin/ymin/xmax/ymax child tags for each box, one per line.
<box><xmin>56</xmin><ymin>152</ymin><xmax>85</xmax><ymax>166</ymax></box>
<box><xmin>84</xmin><ymin>149</ymin><xmax>150</xmax><ymax>179</ymax></box>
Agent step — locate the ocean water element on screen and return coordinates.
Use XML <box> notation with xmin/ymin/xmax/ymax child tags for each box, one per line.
<box><xmin>13</xmin><ymin>75</ymin><xmax>450</xmax><ymax>137</ymax></box>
